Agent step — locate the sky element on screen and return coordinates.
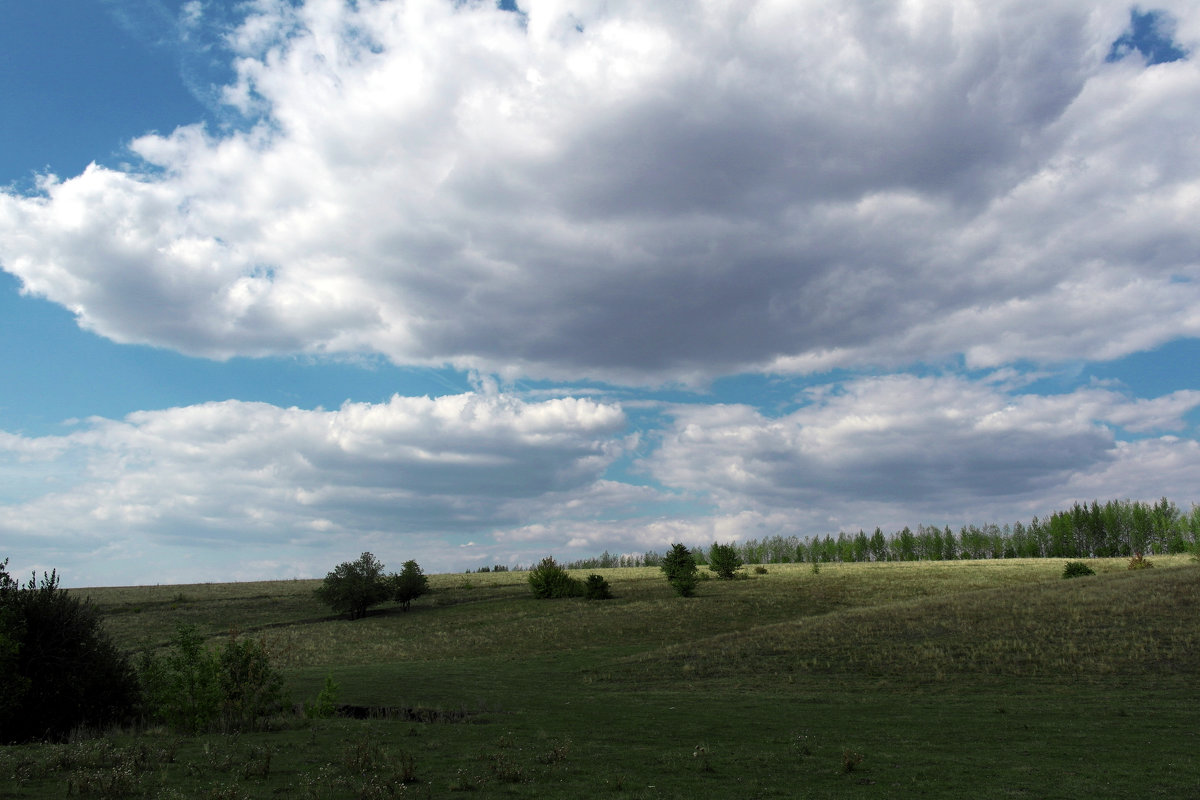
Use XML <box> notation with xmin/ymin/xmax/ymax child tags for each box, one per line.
<box><xmin>1</xmin><ymin>0</ymin><xmax>1198</xmax><ymax>587</ymax></box>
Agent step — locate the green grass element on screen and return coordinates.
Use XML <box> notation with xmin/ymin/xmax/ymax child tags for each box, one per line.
<box><xmin>3</xmin><ymin>557</ymin><xmax>1197</xmax><ymax>798</ymax></box>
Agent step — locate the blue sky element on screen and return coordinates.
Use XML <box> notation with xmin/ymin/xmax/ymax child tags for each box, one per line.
<box><xmin>1</xmin><ymin>0</ymin><xmax>1198</xmax><ymax>586</ymax></box>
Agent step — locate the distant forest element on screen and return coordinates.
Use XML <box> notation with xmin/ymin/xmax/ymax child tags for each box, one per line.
<box><xmin>553</xmin><ymin>498</ymin><xmax>1200</xmax><ymax>570</ymax></box>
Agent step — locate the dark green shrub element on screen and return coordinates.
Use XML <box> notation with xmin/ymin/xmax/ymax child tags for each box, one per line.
<box><xmin>0</xmin><ymin>560</ymin><xmax>25</xmax><ymax>733</ymax></box>
<box><xmin>138</xmin><ymin>624</ymin><xmax>220</xmax><ymax>735</ymax></box>
<box><xmin>584</xmin><ymin>574</ymin><xmax>612</xmax><ymax>600</ymax></box>
<box><xmin>388</xmin><ymin>560</ymin><xmax>429</xmax><ymax>611</ymax></box>
<box><xmin>708</xmin><ymin>542</ymin><xmax>744</xmax><ymax>580</ymax></box>
<box><xmin>1062</xmin><ymin>561</ymin><xmax>1095</xmax><ymax>578</ymax></box>
<box><xmin>1128</xmin><ymin>553</ymin><xmax>1154</xmax><ymax>570</ymax></box>
<box><xmin>315</xmin><ymin>552</ymin><xmax>391</xmax><ymax>620</ymax></box>
<box><xmin>661</xmin><ymin>544</ymin><xmax>698</xmax><ymax>597</ymax></box>
<box><xmin>527</xmin><ymin>557</ymin><xmax>582</xmax><ymax>599</ymax></box>
<box><xmin>216</xmin><ymin>636</ymin><xmax>288</xmax><ymax>732</ymax></box>
<box><xmin>0</xmin><ymin>564</ymin><xmax>140</xmax><ymax>743</ymax></box>
<box><xmin>139</xmin><ymin>624</ymin><xmax>288</xmax><ymax>734</ymax></box>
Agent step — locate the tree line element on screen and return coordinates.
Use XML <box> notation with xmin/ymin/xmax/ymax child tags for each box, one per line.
<box><xmin>562</xmin><ymin>498</ymin><xmax>1200</xmax><ymax>569</ymax></box>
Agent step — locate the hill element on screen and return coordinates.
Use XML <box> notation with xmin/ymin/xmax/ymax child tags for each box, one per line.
<box><xmin>3</xmin><ymin>556</ymin><xmax>1197</xmax><ymax>798</ymax></box>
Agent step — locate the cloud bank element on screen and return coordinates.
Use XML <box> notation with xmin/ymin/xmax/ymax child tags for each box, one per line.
<box><xmin>1</xmin><ymin>0</ymin><xmax>1198</xmax><ymax>584</ymax></box>
<box><xmin>2</xmin><ymin>0</ymin><xmax>1197</xmax><ymax>383</ymax></box>
<box><xmin>3</xmin><ymin>379</ymin><xmax>1197</xmax><ymax>583</ymax></box>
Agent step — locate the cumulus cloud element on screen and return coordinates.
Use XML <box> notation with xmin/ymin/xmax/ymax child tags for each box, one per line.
<box><xmin>643</xmin><ymin>375</ymin><xmax>1200</xmax><ymax>531</ymax></box>
<box><xmin>3</xmin><ymin>375</ymin><xmax>1198</xmax><ymax>583</ymax></box>
<box><xmin>1</xmin><ymin>0</ymin><xmax>1197</xmax><ymax>382</ymax></box>
<box><xmin>0</xmin><ymin>391</ymin><xmax>627</xmax><ymax>581</ymax></box>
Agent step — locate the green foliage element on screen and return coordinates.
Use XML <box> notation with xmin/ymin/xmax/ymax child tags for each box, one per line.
<box><xmin>217</xmin><ymin>636</ymin><xmax>289</xmax><ymax>732</ymax></box>
<box><xmin>0</xmin><ymin>563</ymin><xmax>139</xmax><ymax>743</ymax></box>
<box><xmin>139</xmin><ymin>624</ymin><xmax>222</xmax><ymax>735</ymax></box>
<box><xmin>0</xmin><ymin>559</ymin><xmax>24</xmax><ymax>732</ymax></box>
<box><xmin>304</xmin><ymin>673</ymin><xmax>341</xmax><ymax>720</ymax></box>
<box><xmin>1127</xmin><ymin>553</ymin><xmax>1154</xmax><ymax>570</ymax></box>
<box><xmin>661</xmin><ymin>543</ymin><xmax>698</xmax><ymax>597</ymax></box>
<box><xmin>139</xmin><ymin>624</ymin><xmax>288</xmax><ymax>734</ymax></box>
<box><xmin>707</xmin><ymin>542</ymin><xmax>744</xmax><ymax>580</ymax></box>
<box><xmin>583</xmin><ymin>574</ymin><xmax>613</xmax><ymax>600</ymax></box>
<box><xmin>527</xmin><ymin>557</ymin><xmax>583</xmax><ymax>599</ymax></box>
<box><xmin>6</xmin><ymin>558</ymin><xmax>1200</xmax><ymax>799</ymax></box>
<box><xmin>315</xmin><ymin>552</ymin><xmax>391</xmax><ymax>620</ymax></box>
<box><xmin>388</xmin><ymin>560</ymin><xmax>429</xmax><ymax>611</ymax></box>
<box><xmin>568</xmin><ymin>496</ymin><xmax>1200</xmax><ymax>568</ymax></box>
<box><xmin>1062</xmin><ymin>561</ymin><xmax>1096</xmax><ymax>578</ymax></box>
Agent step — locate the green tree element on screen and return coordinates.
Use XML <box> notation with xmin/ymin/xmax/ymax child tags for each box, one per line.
<box><xmin>707</xmin><ymin>542</ymin><xmax>743</xmax><ymax>580</ymax></box>
<box><xmin>315</xmin><ymin>552</ymin><xmax>391</xmax><ymax>620</ymax></box>
<box><xmin>0</xmin><ymin>560</ymin><xmax>27</xmax><ymax>734</ymax></box>
<box><xmin>139</xmin><ymin>624</ymin><xmax>288</xmax><ymax>734</ymax></box>
<box><xmin>527</xmin><ymin>557</ymin><xmax>582</xmax><ymax>599</ymax></box>
<box><xmin>584</xmin><ymin>574</ymin><xmax>613</xmax><ymax>600</ymax></box>
<box><xmin>389</xmin><ymin>560</ymin><xmax>429</xmax><ymax>611</ymax></box>
<box><xmin>1</xmin><ymin>565</ymin><xmax>139</xmax><ymax>743</ymax></box>
<box><xmin>661</xmin><ymin>543</ymin><xmax>698</xmax><ymax>597</ymax></box>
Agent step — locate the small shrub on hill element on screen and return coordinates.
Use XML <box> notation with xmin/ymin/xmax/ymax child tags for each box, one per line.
<box><xmin>528</xmin><ymin>557</ymin><xmax>583</xmax><ymax>599</ymax></box>
<box><xmin>584</xmin><ymin>574</ymin><xmax>612</xmax><ymax>600</ymax></box>
<box><xmin>708</xmin><ymin>542</ymin><xmax>744</xmax><ymax>580</ymax></box>
<box><xmin>304</xmin><ymin>673</ymin><xmax>341</xmax><ymax>720</ymax></box>
<box><xmin>1062</xmin><ymin>561</ymin><xmax>1095</xmax><ymax>578</ymax></box>
<box><xmin>1127</xmin><ymin>553</ymin><xmax>1154</xmax><ymax>570</ymax></box>
<box><xmin>661</xmin><ymin>544</ymin><xmax>698</xmax><ymax>597</ymax></box>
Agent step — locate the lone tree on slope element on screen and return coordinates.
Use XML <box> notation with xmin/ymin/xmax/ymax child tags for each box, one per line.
<box><xmin>389</xmin><ymin>560</ymin><xmax>429</xmax><ymax>611</ymax></box>
<box><xmin>315</xmin><ymin>552</ymin><xmax>391</xmax><ymax>620</ymax></box>
<box><xmin>661</xmin><ymin>543</ymin><xmax>699</xmax><ymax>597</ymax></box>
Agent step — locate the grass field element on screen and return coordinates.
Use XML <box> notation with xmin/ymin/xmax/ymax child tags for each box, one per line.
<box><xmin>3</xmin><ymin>556</ymin><xmax>1199</xmax><ymax>798</ymax></box>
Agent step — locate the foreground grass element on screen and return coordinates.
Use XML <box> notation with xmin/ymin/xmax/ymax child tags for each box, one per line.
<box><xmin>2</xmin><ymin>557</ymin><xmax>1196</xmax><ymax>798</ymax></box>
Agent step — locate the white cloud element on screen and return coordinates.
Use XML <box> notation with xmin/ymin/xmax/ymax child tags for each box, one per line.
<box><xmin>2</xmin><ymin>0</ymin><xmax>1197</xmax><ymax>382</ymax></box>
<box><xmin>3</xmin><ymin>375</ymin><xmax>1198</xmax><ymax>584</ymax></box>
<box><xmin>643</xmin><ymin>375</ymin><xmax>1200</xmax><ymax>528</ymax></box>
<box><xmin>0</xmin><ymin>391</ymin><xmax>627</xmax><ymax>582</ymax></box>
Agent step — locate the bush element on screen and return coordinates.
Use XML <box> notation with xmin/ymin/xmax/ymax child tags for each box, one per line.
<box><xmin>315</xmin><ymin>552</ymin><xmax>391</xmax><ymax>620</ymax></box>
<box><xmin>0</xmin><ymin>563</ymin><xmax>140</xmax><ymax>743</ymax></box>
<box><xmin>139</xmin><ymin>624</ymin><xmax>288</xmax><ymax>734</ymax></box>
<box><xmin>527</xmin><ymin>557</ymin><xmax>582</xmax><ymax>599</ymax></box>
<box><xmin>217</xmin><ymin>636</ymin><xmax>289</xmax><ymax>732</ymax></box>
<box><xmin>661</xmin><ymin>544</ymin><xmax>698</xmax><ymax>597</ymax></box>
<box><xmin>1062</xmin><ymin>561</ymin><xmax>1095</xmax><ymax>579</ymax></box>
<box><xmin>1128</xmin><ymin>553</ymin><xmax>1154</xmax><ymax>570</ymax></box>
<box><xmin>584</xmin><ymin>574</ymin><xmax>613</xmax><ymax>600</ymax></box>
<box><xmin>708</xmin><ymin>542</ymin><xmax>744</xmax><ymax>580</ymax></box>
<box><xmin>389</xmin><ymin>560</ymin><xmax>429</xmax><ymax>611</ymax></box>
<box><xmin>304</xmin><ymin>673</ymin><xmax>341</xmax><ymax>720</ymax></box>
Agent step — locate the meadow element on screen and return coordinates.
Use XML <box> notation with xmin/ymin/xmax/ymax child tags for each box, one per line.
<box><xmin>2</xmin><ymin>556</ymin><xmax>1198</xmax><ymax>798</ymax></box>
